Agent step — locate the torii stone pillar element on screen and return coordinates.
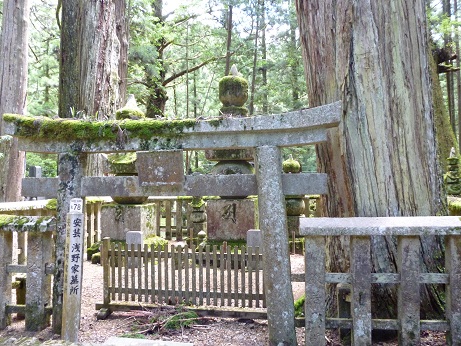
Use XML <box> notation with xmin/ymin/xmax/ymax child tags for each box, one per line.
<box><xmin>256</xmin><ymin>145</ymin><xmax>296</xmax><ymax>345</ymax></box>
<box><xmin>53</xmin><ymin>152</ymin><xmax>87</xmax><ymax>334</ymax></box>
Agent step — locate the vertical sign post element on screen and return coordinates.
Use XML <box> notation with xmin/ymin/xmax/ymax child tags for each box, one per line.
<box><xmin>62</xmin><ymin>198</ymin><xmax>84</xmax><ymax>342</ymax></box>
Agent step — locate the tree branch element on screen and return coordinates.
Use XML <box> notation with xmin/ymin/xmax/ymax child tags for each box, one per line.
<box><xmin>163</xmin><ymin>55</ymin><xmax>226</xmax><ymax>86</ymax></box>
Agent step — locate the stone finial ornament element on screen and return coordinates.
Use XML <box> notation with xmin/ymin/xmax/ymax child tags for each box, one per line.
<box><xmin>115</xmin><ymin>94</ymin><xmax>146</xmax><ymax>120</ymax></box>
<box><xmin>218</xmin><ymin>65</ymin><xmax>248</xmax><ymax>117</ymax></box>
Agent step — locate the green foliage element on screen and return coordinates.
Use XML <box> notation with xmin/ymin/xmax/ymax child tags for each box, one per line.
<box><xmin>162</xmin><ymin>310</ymin><xmax>198</xmax><ymax>330</ymax></box>
<box><xmin>294</xmin><ymin>295</ymin><xmax>305</xmax><ymax>317</ymax></box>
<box><xmin>144</xmin><ymin>235</ymin><xmax>169</xmax><ymax>248</ymax></box>
<box><xmin>27</xmin><ymin>0</ymin><xmax>60</xmax><ymax>117</ymax></box>
<box><xmin>25</xmin><ymin>152</ymin><xmax>57</xmax><ymax>177</ymax></box>
<box><xmin>25</xmin><ymin>0</ymin><xmax>307</xmax><ymax>122</ymax></box>
<box><xmin>120</xmin><ymin>333</ymin><xmax>146</xmax><ymax>339</ymax></box>
<box><xmin>45</xmin><ymin>198</ymin><xmax>57</xmax><ymax>210</ymax></box>
<box><xmin>87</xmin><ymin>241</ymin><xmax>101</xmax><ymax>261</ymax></box>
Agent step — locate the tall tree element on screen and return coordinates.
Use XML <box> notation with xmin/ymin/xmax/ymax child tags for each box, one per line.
<box><xmin>0</xmin><ymin>0</ymin><xmax>29</xmax><ymax>202</ymax></box>
<box><xmin>55</xmin><ymin>0</ymin><xmax>123</xmax><ymax>333</ymax></box>
<box><xmin>296</xmin><ymin>0</ymin><xmax>446</xmax><ymax>320</ymax></box>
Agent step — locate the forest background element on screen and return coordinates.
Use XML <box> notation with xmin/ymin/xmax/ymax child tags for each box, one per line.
<box><xmin>0</xmin><ymin>0</ymin><xmax>458</xmax><ymax>177</ymax></box>
<box><xmin>0</xmin><ymin>0</ymin><xmax>317</xmax><ymax>176</ymax></box>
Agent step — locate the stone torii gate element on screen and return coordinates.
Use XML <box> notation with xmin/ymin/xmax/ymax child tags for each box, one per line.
<box><xmin>3</xmin><ymin>101</ymin><xmax>340</xmax><ymax>345</ymax></box>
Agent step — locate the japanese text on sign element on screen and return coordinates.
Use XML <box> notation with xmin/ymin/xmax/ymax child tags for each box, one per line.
<box><xmin>67</xmin><ymin>214</ymin><xmax>84</xmax><ymax>295</ymax></box>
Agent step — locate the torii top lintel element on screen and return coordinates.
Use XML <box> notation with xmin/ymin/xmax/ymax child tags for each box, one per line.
<box><xmin>2</xmin><ymin>102</ymin><xmax>341</xmax><ymax>154</ymax></box>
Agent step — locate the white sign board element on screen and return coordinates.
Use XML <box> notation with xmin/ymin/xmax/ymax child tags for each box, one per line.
<box><xmin>62</xmin><ymin>199</ymin><xmax>84</xmax><ymax>342</ymax></box>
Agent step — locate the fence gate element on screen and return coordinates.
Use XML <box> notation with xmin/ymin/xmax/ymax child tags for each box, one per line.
<box><xmin>96</xmin><ymin>238</ymin><xmax>266</xmax><ymax>318</ymax></box>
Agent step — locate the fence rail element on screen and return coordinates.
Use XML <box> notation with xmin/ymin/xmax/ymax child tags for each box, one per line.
<box><xmin>300</xmin><ymin>216</ymin><xmax>461</xmax><ymax>346</ymax></box>
<box><xmin>100</xmin><ymin>238</ymin><xmax>266</xmax><ymax>313</ymax></box>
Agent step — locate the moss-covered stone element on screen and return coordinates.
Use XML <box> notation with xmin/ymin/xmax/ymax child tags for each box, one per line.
<box><xmin>2</xmin><ymin>114</ymin><xmax>199</xmax><ymax>142</ymax></box>
<box><xmin>45</xmin><ymin>199</ymin><xmax>57</xmax><ymax>211</ymax></box>
<box><xmin>115</xmin><ymin>108</ymin><xmax>146</xmax><ymax>120</ymax></box>
<box><xmin>294</xmin><ymin>295</ymin><xmax>305</xmax><ymax>317</ymax></box>
<box><xmin>219</xmin><ymin>76</ymin><xmax>248</xmax><ymax>107</ymax></box>
<box><xmin>91</xmin><ymin>252</ymin><xmax>101</xmax><ymax>264</ymax></box>
<box><xmin>87</xmin><ymin>241</ymin><xmax>101</xmax><ymax>260</ymax></box>
<box><xmin>190</xmin><ymin>197</ymin><xmax>205</xmax><ymax>209</ymax></box>
<box><xmin>282</xmin><ymin>155</ymin><xmax>301</xmax><ymax>173</ymax></box>
<box><xmin>107</xmin><ymin>152</ymin><xmax>137</xmax><ymax>175</ymax></box>
<box><xmin>448</xmin><ymin>197</ymin><xmax>461</xmax><ymax>215</ymax></box>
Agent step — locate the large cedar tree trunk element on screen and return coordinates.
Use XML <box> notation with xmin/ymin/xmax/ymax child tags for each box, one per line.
<box><xmin>296</xmin><ymin>0</ymin><xmax>447</xmax><ymax>319</ymax></box>
<box><xmin>54</xmin><ymin>0</ymin><xmax>123</xmax><ymax>333</ymax></box>
<box><xmin>0</xmin><ymin>0</ymin><xmax>28</xmax><ymax>202</ymax></box>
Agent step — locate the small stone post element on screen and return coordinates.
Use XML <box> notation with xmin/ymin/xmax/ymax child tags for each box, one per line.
<box><xmin>62</xmin><ymin>198</ymin><xmax>85</xmax><ymax>342</ymax></box>
<box><xmin>255</xmin><ymin>145</ymin><xmax>296</xmax><ymax>345</ymax></box>
<box><xmin>0</xmin><ymin>230</ymin><xmax>12</xmax><ymax>329</ymax></box>
<box><xmin>25</xmin><ymin>230</ymin><xmax>53</xmax><ymax>331</ymax></box>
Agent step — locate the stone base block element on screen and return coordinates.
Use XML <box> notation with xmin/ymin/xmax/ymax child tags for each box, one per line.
<box><xmin>247</xmin><ymin>229</ymin><xmax>261</xmax><ymax>248</ymax></box>
<box><xmin>207</xmin><ymin>199</ymin><xmax>257</xmax><ymax>240</ymax></box>
<box><xmin>101</xmin><ymin>203</ymin><xmax>156</xmax><ymax>241</ymax></box>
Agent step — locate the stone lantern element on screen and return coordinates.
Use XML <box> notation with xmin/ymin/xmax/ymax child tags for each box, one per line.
<box><xmin>205</xmin><ymin>65</ymin><xmax>257</xmax><ymax>241</ymax></box>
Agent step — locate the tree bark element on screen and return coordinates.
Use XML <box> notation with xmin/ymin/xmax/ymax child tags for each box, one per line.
<box><xmin>55</xmin><ymin>0</ymin><xmax>123</xmax><ymax>333</ymax></box>
<box><xmin>78</xmin><ymin>1</ymin><xmax>120</xmax><ymax>119</ymax></box>
<box><xmin>59</xmin><ymin>1</ymin><xmax>80</xmax><ymax>119</ymax></box>
<box><xmin>296</xmin><ymin>0</ymin><xmax>446</xmax><ymax>319</ymax></box>
<box><xmin>116</xmin><ymin>0</ymin><xmax>129</xmax><ymax>106</ymax></box>
<box><xmin>0</xmin><ymin>0</ymin><xmax>29</xmax><ymax>202</ymax></box>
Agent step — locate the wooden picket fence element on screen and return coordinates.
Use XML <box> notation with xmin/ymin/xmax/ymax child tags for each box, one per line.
<box><xmin>99</xmin><ymin>237</ymin><xmax>266</xmax><ymax>312</ymax></box>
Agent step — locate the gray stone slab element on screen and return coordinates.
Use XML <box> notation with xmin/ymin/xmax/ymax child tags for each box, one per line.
<box><xmin>102</xmin><ymin>336</ymin><xmax>193</xmax><ymax>345</ymax></box>
<box><xmin>0</xmin><ymin>216</ymin><xmax>56</xmax><ymax>233</ymax></box>
<box><xmin>126</xmin><ymin>231</ymin><xmax>143</xmax><ymax>266</ymax></box>
<box><xmin>101</xmin><ymin>204</ymin><xmax>156</xmax><ymax>241</ymax></box>
<box><xmin>5</xmin><ymin>102</ymin><xmax>341</xmax><ymax>153</ymax></box>
<box><xmin>136</xmin><ymin>150</ymin><xmax>184</xmax><ymax>187</ymax></box>
<box><xmin>78</xmin><ymin>173</ymin><xmax>327</xmax><ymax>198</ymax></box>
<box><xmin>299</xmin><ymin>216</ymin><xmax>461</xmax><ymax>236</ymax></box>
<box><xmin>207</xmin><ymin>199</ymin><xmax>257</xmax><ymax>240</ymax></box>
<box><xmin>247</xmin><ymin>229</ymin><xmax>262</xmax><ymax>248</ymax></box>
<box><xmin>126</xmin><ymin>231</ymin><xmax>144</xmax><ymax>245</ymax></box>
<box><xmin>22</xmin><ymin>177</ymin><xmax>59</xmax><ymax>198</ymax></box>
